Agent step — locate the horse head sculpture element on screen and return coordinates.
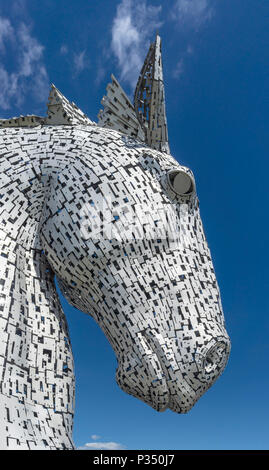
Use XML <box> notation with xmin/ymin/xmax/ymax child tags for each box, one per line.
<box><xmin>0</xmin><ymin>35</ymin><xmax>230</xmax><ymax>450</ymax></box>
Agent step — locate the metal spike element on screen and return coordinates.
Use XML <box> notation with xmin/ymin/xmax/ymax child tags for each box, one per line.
<box><xmin>46</xmin><ymin>84</ymin><xmax>95</xmax><ymax>126</ymax></box>
<box><xmin>134</xmin><ymin>34</ymin><xmax>170</xmax><ymax>154</ymax></box>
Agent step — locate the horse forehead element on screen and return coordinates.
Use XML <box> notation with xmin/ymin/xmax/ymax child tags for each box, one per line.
<box><xmin>69</xmin><ymin>127</ymin><xmax>184</xmax><ymax>173</ymax></box>
<box><xmin>59</xmin><ymin>131</ymin><xmax>200</xmax><ymax>260</ymax></box>
<box><xmin>76</xmin><ymin>134</ymin><xmax>193</xmax><ymax>204</ymax></box>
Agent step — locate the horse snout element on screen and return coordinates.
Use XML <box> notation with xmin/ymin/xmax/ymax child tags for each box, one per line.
<box><xmin>114</xmin><ymin>329</ymin><xmax>230</xmax><ymax>414</ymax></box>
<box><xmin>115</xmin><ymin>349</ymin><xmax>170</xmax><ymax>412</ymax></box>
<box><xmin>168</xmin><ymin>337</ymin><xmax>231</xmax><ymax>413</ymax></box>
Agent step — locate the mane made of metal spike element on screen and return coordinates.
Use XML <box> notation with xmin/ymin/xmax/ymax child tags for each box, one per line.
<box><xmin>0</xmin><ymin>36</ymin><xmax>230</xmax><ymax>450</ymax></box>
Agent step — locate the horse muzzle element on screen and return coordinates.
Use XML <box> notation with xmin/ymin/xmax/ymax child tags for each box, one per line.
<box><xmin>115</xmin><ymin>329</ymin><xmax>231</xmax><ymax>414</ymax></box>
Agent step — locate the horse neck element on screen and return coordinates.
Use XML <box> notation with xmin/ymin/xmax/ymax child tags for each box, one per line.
<box><xmin>0</xmin><ymin>128</ymin><xmax>75</xmax><ymax>449</ymax></box>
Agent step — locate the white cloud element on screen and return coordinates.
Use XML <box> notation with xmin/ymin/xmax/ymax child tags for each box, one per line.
<box><xmin>11</xmin><ymin>0</ymin><xmax>27</xmax><ymax>17</ymax></box>
<box><xmin>0</xmin><ymin>16</ymin><xmax>49</xmax><ymax>111</ymax></box>
<box><xmin>173</xmin><ymin>0</ymin><xmax>214</xmax><ymax>27</ymax></box>
<box><xmin>60</xmin><ymin>44</ymin><xmax>68</xmax><ymax>55</ymax></box>
<box><xmin>73</xmin><ymin>50</ymin><xmax>88</xmax><ymax>75</ymax></box>
<box><xmin>173</xmin><ymin>58</ymin><xmax>184</xmax><ymax>79</ymax></box>
<box><xmin>0</xmin><ymin>67</ymin><xmax>18</xmax><ymax>110</ymax></box>
<box><xmin>0</xmin><ymin>17</ymin><xmax>13</xmax><ymax>51</ymax></box>
<box><xmin>78</xmin><ymin>441</ymin><xmax>126</xmax><ymax>450</ymax></box>
<box><xmin>18</xmin><ymin>23</ymin><xmax>45</xmax><ymax>77</ymax></box>
<box><xmin>171</xmin><ymin>1</ymin><xmax>215</xmax><ymax>80</ymax></box>
<box><xmin>111</xmin><ymin>0</ymin><xmax>162</xmax><ymax>89</ymax></box>
<box><xmin>95</xmin><ymin>63</ymin><xmax>106</xmax><ymax>86</ymax></box>
<box><xmin>77</xmin><ymin>434</ymin><xmax>126</xmax><ymax>450</ymax></box>
<box><xmin>32</xmin><ymin>65</ymin><xmax>49</xmax><ymax>103</ymax></box>
<box><xmin>186</xmin><ymin>44</ymin><xmax>194</xmax><ymax>54</ymax></box>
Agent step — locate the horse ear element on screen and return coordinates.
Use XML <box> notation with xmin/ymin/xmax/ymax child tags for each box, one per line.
<box><xmin>134</xmin><ymin>34</ymin><xmax>170</xmax><ymax>154</ymax></box>
<box><xmin>98</xmin><ymin>35</ymin><xmax>170</xmax><ymax>153</ymax></box>
<box><xmin>98</xmin><ymin>74</ymin><xmax>145</xmax><ymax>142</ymax></box>
<box><xmin>46</xmin><ymin>84</ymin><xmax>96</xmax><ymax>126</ymax></box>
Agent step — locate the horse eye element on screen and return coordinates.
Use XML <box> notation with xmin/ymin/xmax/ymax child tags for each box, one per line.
<box><xmin>167</xmin><ymin>170</ymin><xmax>195</xmax><ymax>196</ymax></box>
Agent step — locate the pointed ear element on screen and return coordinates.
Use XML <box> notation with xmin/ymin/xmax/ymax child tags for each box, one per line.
<box><xmin>46</xmin><ymin>84</ymin><xmax>95</xmax><ymax>126</ymax></box>
<box><xmin>98</xmin><ymin>74</ymin><xmax>145</xmax><ymax>142</ymax></box>
<box><xmin>134</xmin><ymin>35</ymin><xmax>170</xmax><ymax>154</ymax></box>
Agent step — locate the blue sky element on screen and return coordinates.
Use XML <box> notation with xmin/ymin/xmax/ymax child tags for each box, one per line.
<box><xmin>0</xmin><ymin>0</ymin><xmax>268</xmax><ymax>450</ymax></box>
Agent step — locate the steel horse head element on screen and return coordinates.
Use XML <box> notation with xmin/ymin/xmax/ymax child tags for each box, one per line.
<box><xmin>0</xmin><ymin>36</ymin><xmax>230</xmax><ymax>450</ymax></box>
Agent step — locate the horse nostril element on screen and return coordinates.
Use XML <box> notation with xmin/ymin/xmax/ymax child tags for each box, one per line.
<box><xmin>203</xmin><ymin>342</ymin><xmax>228</xmax><ymax>376</ymax></box>
<box><xmin>204</xmin><ymin>353</ymin><xmax>215</xmax><ymax>374</ymax></box>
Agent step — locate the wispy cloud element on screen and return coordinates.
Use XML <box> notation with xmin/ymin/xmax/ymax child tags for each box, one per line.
<box><xmin>18</xmin><ymin>23</ymin><xmax>45</xmax><ymax>77</ymax></box>
<box><xmin>0</xmin><ymin>17</ymin><xmax>13</xmax><ymax>51</ymax></box>
<box><xmin>173</xmin><ymin>0</ymin><xmax>214</xmax><ymax>27</ymax></box>
<box><xmin>173</xmin><ymin>58</ymin><xmax>184</xmax><ymax>79</ymax></box>
<box><xmin>82</xmin><ymin>441</ymin><xmax>126</xmax><ymax>450</ymax></box>
<box><xmin>95</xmin><ymin>62</ymin><xmax>106</xmax><ymax>86</ymax></box>
<box><xmin>172</xmin><ymin>44</ymin><xmax>194</xmax><ymax>80</ymax></box>
<box><xmin>60</xmin><ymin>44</ymin><xmax>68</xmax><ymax>55</ymax></box>
<box><xmin>171</xmin><ymin>1</ymin><xmax>215</xmax><ymax>79</ymax></box>
<box><xmin>78</xmin><ymin>435</ymin><xmax>126</xmax><ymax>450</ymax></box>
<box><xmin>11</xmin><ymin>0</ymin><xmax>28</xmax><ymax>18</ymax></box>
<box><xmin>186</xmin><ymin>44</ymin><xmax>194</xmax><ymax>55</ymax></box>
<box><xmin>111</xmin><ymin>0</ymin><xmax>162</xmax><ymax>89</ymax></box>
<box><xmin>0</xmin><ymin>16</ymin><xmax>49</xmax><ymax>111</ymax></box>
<box><xmin>73</xmin><ymin>50</ymin><xmax>89</xmax><ymax>76</ymax></box>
